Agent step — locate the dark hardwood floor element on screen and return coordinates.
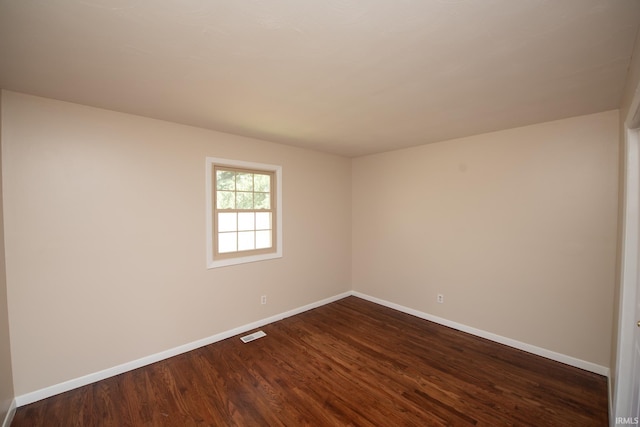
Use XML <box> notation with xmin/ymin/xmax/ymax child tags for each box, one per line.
<box><xmin>12</xmin><ymin>296</ymin><xmax>608</xmax><ymax>426</ymax></box>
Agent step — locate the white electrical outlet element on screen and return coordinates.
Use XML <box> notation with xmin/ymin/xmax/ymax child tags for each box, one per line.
<box><xmin>437</xmin><ymin>294</ymin><xmax>444</xmax><ymax>304</ymax></box>
<box><xmin>261</xmin><ymin>295</ymin><xmax>267</xmax><ymax>305</ymax></box>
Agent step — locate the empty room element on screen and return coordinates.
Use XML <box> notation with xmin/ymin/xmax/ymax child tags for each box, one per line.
<box><xmin>1</xmin><ymin>0</ymin><xmax>640</xmax><ymax>425</ymax></box>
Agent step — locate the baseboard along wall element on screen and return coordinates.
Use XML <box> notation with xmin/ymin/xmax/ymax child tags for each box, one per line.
<box><xmin>15</xmin><ymin>292</ymin><xmax>351</xmax><ymax>406</ymax></box>
<box><xmin>351</xmin><ymin>292</ymin><xmax>609</xmax><ymax>376</ymax></box>
<box><xmin>15</xmin><ymin>290</ymin><xmax>609</xmax><ymax>407</ymax></box>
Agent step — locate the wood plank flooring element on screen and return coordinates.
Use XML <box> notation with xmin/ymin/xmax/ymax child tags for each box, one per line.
<box><xmin>11</xmin><ymin>296</ymin><xmax>608</xmax><ymax>426</ymax></box>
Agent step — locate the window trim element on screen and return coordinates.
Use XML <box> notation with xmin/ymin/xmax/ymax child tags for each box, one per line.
<box><xmin>206</xmin><ymin>157</ymin><xmax>282</xmax><ymax>269</ymax></box>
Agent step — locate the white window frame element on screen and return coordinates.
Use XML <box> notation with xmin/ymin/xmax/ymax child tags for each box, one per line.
<box><xmin>206</xmin><ymin>157</ymin><xmax>282</xmax><ymax>269</ymax></box>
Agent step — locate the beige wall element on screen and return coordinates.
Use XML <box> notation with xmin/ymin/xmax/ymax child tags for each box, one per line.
<box><xmin>0</xmin><ymin>92</ymin><xmax>15</xmax><ymax>422</ymax></box>
<box><xmin>352</xmin><ymin>111</ymin><xmax>619</xmax><ymax>367</ymax></box>
<box><xmin>1</xmin><ymin>91</ymin><xmax>352</xmax><ymax>396</ymax></box>
<box><xmin>0</xmin><ymin>89</ymin><xmax>622</xmax><ymax>397</ymax></box>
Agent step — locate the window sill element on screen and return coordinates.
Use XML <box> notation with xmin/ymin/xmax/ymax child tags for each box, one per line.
<box><xmin>207</xmin><ymin>251</ymin><xmax>282</xmax><ymax>269</ymax></box>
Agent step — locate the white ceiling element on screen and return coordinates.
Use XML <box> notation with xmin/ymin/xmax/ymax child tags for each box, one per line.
<box><xmin>1</xmin><ymin>0</ymin><xmax>639</xmax><ymax>157</ymax></box>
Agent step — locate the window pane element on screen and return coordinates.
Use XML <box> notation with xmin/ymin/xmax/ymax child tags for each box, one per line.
<box><xmin>216</xmin><ymin>170</ymin><xmax>235</xmax><ymax>190</ymax></box>
<box><xmin>254</xmin><ymin>192</ymin><xmax>270</xmax><ymax>209</ymax></box>
<box><xmin>236</xmin><ymin>172</ymin><xmax>253</xmax><ymax>191</ymax></box>
<box><xmin>256</xmin><ymin>230</ymin><xmax>271</xmax><ymax>249</ymax></box>
<box><xmin>238</xmin><ymin>212</ymin><xmax>255</xmax><ymax>231</ymax></box>
<box><xmin>218</xmin><ymin>213</ymin><xmax>237</xmax><ymax>232</ymax></box>
<box><xmin>218</xmin><ymin>232</ymin><xmax>237</xmax><ymax>253</ymax></box>
<box><xmin>236</xmin><ymin>192</ymin><xmax>253</xmax><ymax>209</ymax></box>
<box><xmin>255</xmin><ymin>212</ymin><xmax>271</xmax><ymax>230</ymax></box>
<box><xmin>254</xmin><ymin>174</ymin><xmax>270</xmax><ymax>192</ymax></box>
<box><xmin>238</xmin><ymin>231</ymin><xmax>255</xmax><ymax>251</ymax></box>
<box><xmin>217</xmin><ymin>191</ymin><xmax>235</xmax><ymax>209</ymax></box>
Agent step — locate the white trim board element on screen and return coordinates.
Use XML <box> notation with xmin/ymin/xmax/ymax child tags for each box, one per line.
<box><xmin>352</xmin><ymin>291</ymin><xmax>609</xmax><ymax>376</ymax></box>
<box><xmin>15</xmin><ymin>291</ymin><xmax>351</xmax><ymax>407</ymax></box>
<box><xmin>15</xmin><ymin>290</ymin><xmax>608</xmax><ymax>407</ymax></box>
<box><xmin>2</xmin><ymin>399</ymin><xmax>16</xmax><ymax>427</ymax></box>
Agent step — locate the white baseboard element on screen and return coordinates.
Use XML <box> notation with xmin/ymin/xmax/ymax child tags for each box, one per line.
<box><xmin>2</xmin><ymin>399</ymin><xmax>16</xmax><ymax>427</ymax></box>
<box><xmin>15</xmin><ymin>289</ymin><xmax>609</xmax><ymax>407</ymax></box>
<box><xmin>15</xmin><ymin>291</ymin><xmax>352</xmax><ymax>407</ymax></box>
<box><xmin>352</xmin><ymin>291</ymin><xmax>610</xmax><ymax>377</ymax></box>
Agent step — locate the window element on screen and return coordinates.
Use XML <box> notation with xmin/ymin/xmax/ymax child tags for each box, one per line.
<box><xmin>215</xmin><ymin>167</ymin><xmax>274</xmax><ymax>254</ymax></box>
<box><xmin>206</xmin><ymin>158</ymin><xmax>282</xmax><ymax>268</ymax></box>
